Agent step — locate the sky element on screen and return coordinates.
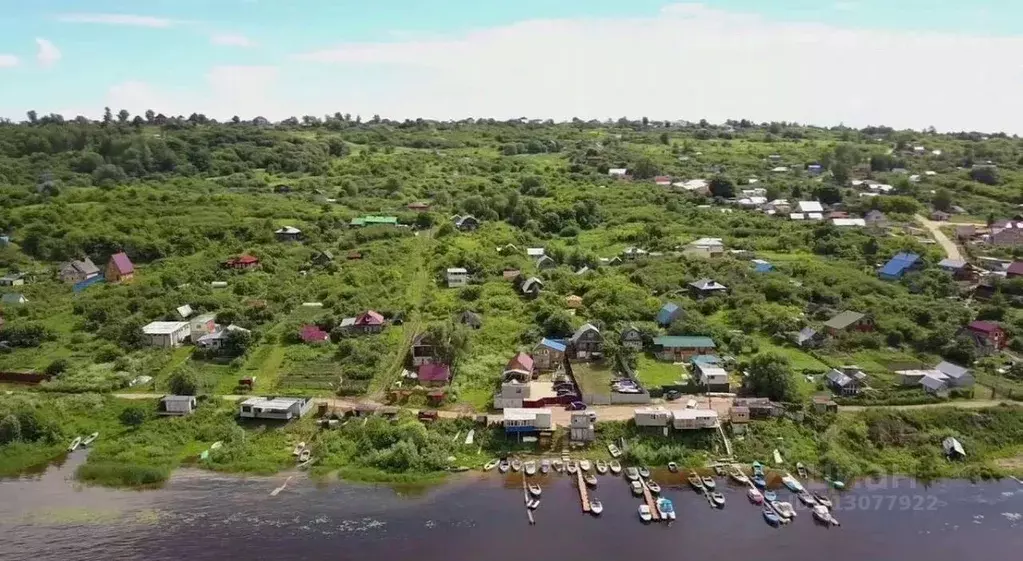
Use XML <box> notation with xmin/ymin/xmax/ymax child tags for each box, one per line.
<box><xmin>1</xmin><ymin>0</ymin><xmax>1022</xmax><ymax>132</ymax></box>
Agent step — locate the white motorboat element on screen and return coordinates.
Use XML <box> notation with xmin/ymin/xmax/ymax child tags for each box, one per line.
<box><xmin>528</xmin><ymin>483</ymin><xmax>542</xmax><ymax>497</ymax></box>
<box><xmin>656</xmin><ymin>497</ymin><xmax>676</xmax><ymax>521</ymax></box>
<box><xmin>782</xmin><ymin>473</ymin><xmax>805</xmax><ymax>493</ymax></box>
<box><xmin>524</xmin><ymin>461</ymin><xmax>537</xmax><ymax>476</ymax></box>
<box><xmin>638</xmin><ymin>466</ymin><xmax>650</xmax><ymax>478</ymax></box>
<box><xmin>710</xmin><ymin>492</ymin><xmax>726</xmax><ymax>508</ymax></box>
<box><xmin>82</xmin><ymin>432</ymin><xmax>99</xmax><ymax>446</ymax></box>
<box><xmin>630</xmin><ymin>480</ymin><xmax>644</xmax><ymax>495</ymax></box>
<box><xmin>584</xmin><ymin>473</ymin><xmax>598</xmax><ymax>487</ymax></box>
<box><xmin>813</xmin><ymin>492</ymin><xmax>833</xmax><ymax>508</ymax></box>
<box><xmin>813</xmin><ymin>504</ymin><xmax>839</xmax><ymax>526</ymax></box>
<box><xmin>638</xmin><ymin>504</ymin><xmax>653</xmax><ymax>522</ymax></box>
<box><xmin>590</xmin><ymin>499</ymin><xmax>603</xmax><ymax>515</ymax></box>
<box><xmin>646</xmin><ymin>480</ymin><xmax>661</xmax><ymax>494</ymax></box>
<box><xmin>552</xmin><ymin>459</ymin><xmax>563</xmax><ymax>472</ymax></box>
<box><xmin>483</xmin><ymin>459</ymin><xmax>499</xmax><ymax>471</ymax></box>
<box><xmin>579</xmin><ymin>459</ymin><xmax>592</xmax><ymax>472</ymax></box>
<box><xmin>566</xmin><ymin>460</ymin><xmax>578</xmax><ymax>474</ymax></box>
<box><xmin>772</xmin><ymin>501</ymin><xmax>797</xmax><ymax>519</ymax></box>
<box><xmin>67</xmin><ymin>436</ymin><xmax>82</xmax><ymax>452</ymax></box>
<box><xmin>625</xmin><ymin>467</ymin><xmax>639</xmax><ymax>481</ymax></box>
<box><xmin>609</xmin><ymin>460</ymin><xmax>622</xmax><ymax>475</ymax></box>
<box><xmin>702</xmin><ymin>476</ymin><xmax>716</xmax><ymax>490</ymax></box>
<box><xmin>292</xmin><ymin>442</ymin><xmax>306</xmax><ymax>456</ymax></box>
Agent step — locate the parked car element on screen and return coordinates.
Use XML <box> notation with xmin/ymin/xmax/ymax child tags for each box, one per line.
<box><xmin>566</xmin><ymin>401</ymin><xmax>587</xmax><ymax>411</ymax></box>
<box><xmin>665</xmin><ymin>390</ymin><xmax>681</xmax><ymax>401</ymax></box>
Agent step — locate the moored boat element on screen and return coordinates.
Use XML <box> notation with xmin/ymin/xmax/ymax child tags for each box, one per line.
<box><xmin>796</xmin><ymin>462</ymin><xmax>808</xmax><ymax>478</ymax></box>
<box><xmin>831</xmin><ymin>480</ymin><xmax>846</xmax><ymax>490</ymax></box>
<box><xmin>710</xmin><ymin>492</ymin><xmax>726</xmax><ymax>508</ymax></box>
<box><xmin>798</xmin><ymin>490</ymin><xmax>817</xmax><ymax>506</ymax></box>
<box><xmin>764</xmin><ymin>490</ymin><xmax>778</xmax><ymax>502</ymax></box>
<box><xmin>498</xmin><ymin>459</ymin><xmax>510</xmax><ymax>473</ymax></box>
<box><xmin>772</xmin><ymin>501</ymin><xmax>796</xmax><ymax>519</ymax></box>
<box><xmin>82</xmin><ymin>432</ymin><xmax>99</xmax><ymax>446</ymax></box>
<box><xmin>782</xmin><ymin>473</ymin><xmax>804</xmax><ymax>493</ymax></box>
<box><xmin>524</xmin><ymin>461</ymin><xmax>537</xmax><ymax>476</ymax></box>
<box><xmin>813</xmin><ymin>505</ymin><xmax>839</xmax><ymax>526</ymax></box>
<box><xmin>773</xmin><ymin>449</ymin><xmax>783</xmax><ymax>465</ymax></box>
<box><xmin>552</xmin><ymin>459</ymin><xmax>563</xmax><ymax>472</ymax></box>
<box><xmin>609</xmin><ymin>460</ymin><xmax>622</xmax><ymax>475</ymax></box>
<box><xmin>752</xmin><ymin>461</ymin><xmax>764</xmax><ymax>477</ymax></box>
<box><xmin>630</xmin><ymin>480</ymin><xmax>644</xmax><ymax>495</ymax></box>
<box><xmin>595</xmin><ymin>460</ymin><xmax>608</xmax><ymax>474</ymax></box>
<box><xmin>763</xmin><ymin>507</ymin><xmax>781</xmax><ymax>527</ymax></box>
<box><xmin>638</xmin><ymin>504</ymin><xmax>653</xmax><ymax>522</ymax></box>
<box><xmin>67</xmin><ymin>436</ymin><xmax>82</xmax><ymax>452</ymax></box>
<box><xmin>813</xmin><ymin>492</ymin><xmax>833</xmax><ymax>508</ymax></box>
<box><xmin>688</xmin><ymin>473</ymin><xmax>704</xmax><ymax>491</ymax></box>
<box><xmin>540</xmin><ymin>459</ymin><xmax>551</xmax><ymax>474</ymax></box>
<box><xmin>292</xmin><ymin>442</ymin><xmax>306</xmax><ymax>456</ymax></box>
<box><xmin>753</xmin><ymin>475</ymin><xmax>767</xmax><ymax>489</ymax></box>
<box><xmin>579</xmin><ymin>459</ymin><xmax>592</xmax><ymax>472</ymax></box>
<box><xmin>511</xmin><ymin>459</ymin><xmax>522</xmax><ymax>472</ymax></box>
<box><xmin>527</xmin><ymin>499</ymin><xmax>540</xmax><ymax>510</ymax></box>
<box><xmin>730</xmin><ymin>467</ymin><xmax>749</xmax><ymax>485</ymax></box>
<box><xmin>608</xmin><ymin>443</ymin><xmax>622</xmax><ymax>458</ymax></box>
<box><xmin>702</xmin><ymin>476</ymin><xmax>716</xmax><ymax>490</ymax></box>
<box><xmin>483</xmin><ymin>459</ymin><xmax>499</xmax><ymax>471</ymax></box>
<box><xmin>298</xmin><ymin>449</ymin><xmax>311</xmax><ymax>463</ymax></box>
<box><xmin>667</xmin><ymin>462</ymin><xmax>678</xmax><ymax>473</ymax></box>
<box><xmin>566</xmin><ymin>460</ymin><xmax>578</xmax><ymax>474</ymax></box>
<box><xmin>210</xmin><ymin>441</ymin><xmax>223</xmax><ymax>451</ymax></box>
<box><xmin>714</xmin><ymin>465</ymin><xmax>726</xmax><ymax>476</ymax></box>
<box><xmin>449</xmin><ymin>465</ymin><xmax>470</xmax><ymax>472</ymax></box>
<box><xmin>656</xmin><ymin>497</ymin><xmax>676</xmax><ymax>521</ymax></box>
<box><xmin>528</xmin><ymin>483</ymin><xmax>542</xmax><ymax>497</ymax></box>
<box><xmin>638</xmin><ymin>466</ymin><xmax>650</xmax><ymax>478</ymax></box>
<box><xmin>747</xmin><ymin>487</ymin><xmax>764</xmax><ymax>504</ymax></box>
<box><xmin>625</xmin><ymin>467</ymin><xmax>639</xmax><ymax>481</ymax></box>
<box><xmin>646</xmin><ymin>480</ymin><xmax>661</xmax><ymax>494</ymax></box>
<box><xmin>590</xmin><ymin>499</ymin><xmax>603</xmax><ymax>515</ymax></box>
<box><xmin>584</xmin><ymin>473</ymin><xmax>598</xmax><ymax>487</ymax></box>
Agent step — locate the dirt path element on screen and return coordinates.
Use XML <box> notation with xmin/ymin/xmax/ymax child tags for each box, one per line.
<box><xmin>838</xmin><ymin>399</ymin><xmax>1013</xmax><ymax>413</ymax></box>
<box><xmin>915</xmin><ymin>214</ymin><xmax>963</xmax><ymax>261</ymax></box>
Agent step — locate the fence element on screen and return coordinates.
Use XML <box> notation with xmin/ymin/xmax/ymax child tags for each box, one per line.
<box><xmin>73</xmin><ymin>276</ymin><xmax>106</xmax><ymax>293</ymax></box>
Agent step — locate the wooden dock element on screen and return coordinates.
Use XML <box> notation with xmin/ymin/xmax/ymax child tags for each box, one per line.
<box><xmin>576</xmin><ymin>469</ymin><xmax>591</xmax><ymax>512</ymax></box>
<box><xmin>641</xmin><ymin>479</ymin><xmax>660</xmax><ymax>521</ymax></box>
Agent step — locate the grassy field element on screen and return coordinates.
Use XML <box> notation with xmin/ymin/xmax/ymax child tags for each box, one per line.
<box><xmin>635</xmin><ymin>355</ymin><xmax>685</xmax><ymax>387</ymax></box>
<box><xmin>573</xmin><ymin>361</ymin><xmax>614</xmax><ymax>401</ymax></box>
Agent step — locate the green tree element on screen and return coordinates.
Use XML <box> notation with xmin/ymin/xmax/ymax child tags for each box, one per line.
<box><xmin>932</xmin><ymin>188</ymin><xmax>953</xmax><ymax>212</ymax></box>
<box><xmin>659</xmin><ymin>132</ymin><xmax>670</xmax><ymax>145</ymax></box>
<box><xmin>119</xmin><ymin>405</ymin><xmax>147</xmax><ymax>428</ymax></box>
<box><xmin>709</xmin><ymin>175</ymin><xmax>735</xmax><ymax>198</ymax></box>
<box><xmin>0</xmin><ymin>414</ymin><xmax>21</xmax><ymax>444</ymax></box>
<box><xmin>425</xmin><ymin>322</ymin><xmax>471</xmax><ymax>366</ymax></box>
<box><xmin>746</xmin><ymin>352</ymin><xmax>795</xmax><ymax>401</ymax></box>
<box><xmin>44</xmin><ymin>358</ymin><xmax>69</xmax><ymax>377</ymax></box>
<box><xmin>117</xmin><ymin>109</ymin><xmax>130</xmax><ymax>123</ymax></box>
<box><xmin>815</xmin><ymin>185</ymin><xmax>842</xmax><ymax>205</ymax></box>
<box><xmin>831</xmin><ymin>162</ymin><xmax>850</xmax><ymax>184</ymax></box>
<box><xmin>632</xmin><ymin>158</ymin><xmax>658</xmax><ymax>179</ymax></box>
<box><xmin>168</xmin><ymin>367</ymin><xmax>199</xmax><ymax>396</ymax></box>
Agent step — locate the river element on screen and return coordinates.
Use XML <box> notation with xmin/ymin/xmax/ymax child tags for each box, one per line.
<box><xmin>1</xmin><ymin>454</ymin><xmax>1022</xmax><ymax>561</ymax></box>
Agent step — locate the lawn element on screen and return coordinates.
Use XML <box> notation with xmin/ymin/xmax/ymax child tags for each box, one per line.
<box><xmin>749</xmin><ymin>335</ymin><xmax>830</xmax><ymax>371</ymax></box>
<box><xmin>572</xmin><ymin>361</ymin><xmax>613</xmax><ymax>401</ymax></box>
<box><xmin>635</xmin><ymin>355</ymin><xmax>686</xmax><ymax>387</ymax></box>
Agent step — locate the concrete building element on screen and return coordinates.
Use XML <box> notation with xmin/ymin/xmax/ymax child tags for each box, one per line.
<box><xmin>671</xmin><ymin>408</ymin><xmax>719</xmax><ymax>430</ymax></box>
<box><xmin>634</xmin><ymin>406</ymin><xmax>672</xmax><ymax>427</ymax></box>
<box><xmin>570</xmin><ymin>411</ymin><xmax>596</xmax><ymax>442</ymax></box>
<box><xmin>502</xmin><ymin>408</ymin><xmax>553</xmax><ymax>433</ymax></box>
<box><xmin>158</xmin><ymin>395</ymin><xmax>197</xmax><ymax>416</ymax></box>
<box><xmin>238</xmin><ymin>397</ymin><xmax>313</xmax><ymax>421</ymax></box>
<box><xmin>694</xmin><ymin>362</ymin><xmax>730</xmax><ymax>392</ymax></box>
<box><xmin>142</xmin><ymin>321</ymin><xmax>191</xmax><ymax>348</ymax></box>
<box><xmin>446</xmin><ymin>267</ymin><xmax>468</xmax><ymax>288</ymax></box>
<box><xmin>494</xmin><ymin>379</ymin><xmax>531</xmax><ymax>409</ymax></box>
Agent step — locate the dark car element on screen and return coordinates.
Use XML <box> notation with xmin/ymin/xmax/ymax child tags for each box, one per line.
<box><xmin>566</xmin><ymin>401</ymin><xmax>587</xmax><ymax>411</ymax></box>
<box><xmin>665</xmin><ymin>390</ymin><xmax>682</xmax><ymax>401</ymax></box>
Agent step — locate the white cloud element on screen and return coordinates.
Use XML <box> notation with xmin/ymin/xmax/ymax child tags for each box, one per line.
<box><xmin>211</xmin><ymin>33</ymin><xmax>256</xmax><ymax>47</ymax></box>
<box><xmin>35</xmin><ymin>38</ymin><xmax>61</xmax><ymax>67</ymax></box>
<box><xmin>289</xmin><ymin>2</ymin><xmax>1023</xmax><ymax>133</ymax></box>
<box><xmin>56</xmin><ymin>13</ymin><xmax>181</xmax><ymax>28</ymax></box>
<box><xmin>0</xmin><ymin>54</ymin><xmax>18</xmax><ymax>68</ymax></box>
<box><xmin>100</xmin><ymin>66</ymin><xmax>281</xmax><ymax>119</ymax></box>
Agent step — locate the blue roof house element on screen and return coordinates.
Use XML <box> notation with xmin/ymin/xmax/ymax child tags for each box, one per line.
<box><xmin>879</xmin><ymin>252</ymin><xmax>921</xmax><ymax>280</ymax></box>
<box><xmin>751</xmin><ymin>259</ymin><xmax>774</xmax><ymax>273</ymax></box>
<box><xmin>656</xmin><ymin>302</ymin><xmax>682</xmax><ymax>327</ymax></box>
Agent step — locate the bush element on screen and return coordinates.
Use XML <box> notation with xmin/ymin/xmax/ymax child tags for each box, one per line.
<box><xmin>76</xmin><ymin>462</ymin><xmax>170</xmax><ymax>487</ymax></box>
<box><xmin>44</xmin><ymin>359</ymin><xmax>70</xmax><ymax>377</ymax></box>
<box><xmin>119</xmin><ymin>406</ymin><xmax>147</xmax><ymax>428</ymax></box>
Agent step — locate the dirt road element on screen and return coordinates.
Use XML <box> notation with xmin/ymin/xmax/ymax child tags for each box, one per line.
<box><xmin>837</xmin><ymin>399</ymin><xmax>1014</xmax><ymax>413</ymax></box>
<box><xmin>915</xmin><ymin>214</ymin><xmax>963</xmax><ymax>261</ymax></box>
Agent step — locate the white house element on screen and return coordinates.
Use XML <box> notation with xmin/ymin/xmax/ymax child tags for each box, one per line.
<box><xmin>570</xmin><ymin>410</ymin><xmax>595</xmax><ymax>442</ymax></box>
<box><xmin>446</xmin><ymin>267</ymin><xmax>468</xmax><ymax>288</ymax></box>
<box><xmin>685</xmin><ymin>237</ymin><xmax>725</xmax><ymax>258</ymax></box>
<box><xmin>196</xmin><ymin>325</ymin><xmax>250</xmax><ymax>351</ymax></box>
<box><xmin>494</xmin><ymin>380</ymin><xmax>531</xmax><ymax>410</ymax></box>
<box><xmin>189</xmin><ymin>313</ymin><xmax>217</xmax><ymax>341</ymax></box>
<box><xmin>526</xmin><ymin>247</ymin><xmax>545</xmax><ymax>258</ymax></box>
<box><xmin>694</xmin><ymin>362</ymin><xmax>729</xmax><ymax>392</ymax></box>
<box><xmin>142</xmin><ymin>321</ymin><xmax>191</xmax><ymax>348</ymax></box>
<box><xmin>238</xmin><ymin>396</ymin><xmax>313</xmax><ymax>420</ymax></box>
<box><xmin>159</xmin><ymin>395</ymin><xmax>197</xmax><ymax>416</ymax></box>
<box><xmin>798</xmin><ymin>201</ymin><xmax>824</xmax><ymax>214</ymax></box>
<box><xmin>832</xmin><ymin>218</ymin><xmax>866</xmax><ymax>227</ymax></box>
<box><xmin>634</xmin><ymin>406</ymin><xmax>672</xmax><ymax>427</ymax></box>
<box><xmin>608</xmin><ymin>168</ymin><xmax>628</xmax><ymax>178</ymax></box>
<box><xmin>671</xmin><ymin>408</ymin><xmax>719</xmax><ymax>430</ymax></box>
<box><xmin>503</xmin><ymin>408</ymin><xmax>553</xmax><ymax>432</ymax></box>
<box><xmin>674</xmin><ymin>179</ymin><xmax>709</xmax><ymax>194</ymax></box>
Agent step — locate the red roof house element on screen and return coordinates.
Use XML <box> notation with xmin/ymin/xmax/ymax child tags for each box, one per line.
<box><xmin>407</xmin><ymin>202</ymin><xmax>431</xmax><ymax>211</ymax></box>
<box><xmin>503</xmin><ymin>352</ymin><xmax>534</xmax><ymax>380</ymax></box>
<box><xmin>1007</xmin><ymin>261</ymin><xmax>1023</xmax><ymax>278</ymax></box>
<box><xmin>105</xmin><ymin>252</ymin><xmax>135</xmax><ymax>283</ymax></box>
<box><xmin>417</xmin><ymin>363</ymin><xmax>451</xmax><ymax>386</ymax></box>
<box><xmin>300</xmin><ymin>324</ymin><xmax>330</xmax><ymax>343</ymax></box>
<box><xmin>224</xmin><ymin>254</ymin><xmax>260</xmax><ymax>269</ymax></box>
<box><xmin>352</xmin><ymin>310</ymin><xmax>385</xmax><ymax>334</ymax></box>
<box><xmin>964</xmin><ymin>320</ymin><xmax>1006</xmax><ymax>354</ymax></box>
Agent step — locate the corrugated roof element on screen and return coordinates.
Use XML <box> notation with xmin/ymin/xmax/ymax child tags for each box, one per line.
<box><xmin>824</xmin><ymin>311</ymin><xmax>865</xmax><ymax>330</ymax></box>
<box><xmin>653</xmin><ymin>336</ymin><xmax>716</xmax><ymax>349</ymax></box>
<box><xmin>110</xmin><ymin>252</ymin><xmax>134</xmax><ymax>275</ymax></box>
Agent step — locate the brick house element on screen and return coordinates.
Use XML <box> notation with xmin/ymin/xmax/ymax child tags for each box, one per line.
<box><xmin>963</xmin><ymin>320</ymin><xmax>1007</xmax><ymax>355</ymax></box>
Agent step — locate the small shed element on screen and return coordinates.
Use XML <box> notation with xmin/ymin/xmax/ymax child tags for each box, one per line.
<box><xmin>942</xmin><ymin>437</ymin><xmax>966</xmax><ymax>459</ymax></box>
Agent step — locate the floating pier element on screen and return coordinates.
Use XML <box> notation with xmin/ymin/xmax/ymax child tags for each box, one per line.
<box><xmin>577</xmin><ymin>468</ymin><xmax>591</xmax><ymax>513</ymax></box>
<box><xmin>641</xmin><ymin>479</ymin><xmax>660</xmax><ymax>521</ymax></box>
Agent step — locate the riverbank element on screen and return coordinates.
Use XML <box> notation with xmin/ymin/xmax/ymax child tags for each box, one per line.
<box><xmin>4</xmin><ymin>393</ymin><xmax>1023</xmax><ymax>488</ymax></box>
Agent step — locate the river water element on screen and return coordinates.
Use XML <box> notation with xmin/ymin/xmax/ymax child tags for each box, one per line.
<box><xmin>2</xmin><ymin>454</ymin><xmax>1022</xmax><ymax>561</ymax></box>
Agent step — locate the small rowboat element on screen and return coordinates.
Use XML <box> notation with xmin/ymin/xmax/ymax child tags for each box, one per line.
<box><xmin>796</xmin><ymin>462</ymin><xmax>808</xmax><ymax>478</ymax></box>
<box><xmin>567</xmin><ymin>460</ymin><xmax>579</xmax><ymax>474</ymax></box>
<box><xmin>483</xmin><ymin>459</ymin><xmax>499</xmax><ymax>471</ymax></box>
<box><xmin>527</xmin><ymin>499</ymin><xmax>540</xmax><ymax>510</ymax></box>
<box><xmin>730</xmin><ymin>467</ymin><xmax>749</xmax><ymax>485</ymax></box>
<box><xmin>748</xmin><ymin>487</ymin><xmax>764</xmax><ymax>504</ymax></box>
<box><xmin>552</xmin><ymin>459</ymin><xmax>563</xmax><ymax>472</ymax></box>
<box><xmin>498</xmin><ymin>459</ymin><xmax>510</xmax><ymax>473</ymax></box>
<box><xmin>292</xmin><ymin>442</ymin><xmax>306</xmax><ymax>456</ymax></box>
<box><xmin>590</xmin><ymin>499</ymin><xmax>603</xmax><ymax>515</ymax></box>
<box><xmin>625</xmin><ymin>467</ymin><xmax>639</xmax><ymax>481</ymax></box>
<box><xmin>298</xmin><ymin>449</ymin><xmax>311</xmax><ymax>463</ymax></box>
<box><xmin>832</xmin><ymin>480</ymin><xmax>846</xmax><ymax>490</ymax></box>
<box><xmin>540</xmin><ymin>459</ymin><xmax>551</xmax><ymax>474</ymax></box>
<box><xmin>528</xmin><ymin>483</ymin><xmax>542</xmax><ymax>497</ymax></box>
<box><xmin>595</xmin><ymin>460</ymin><xmax>608</xmax><ymax>474</ymax></box>
<box><xmin>524</xmin><ymin>461</ymin><xmax>537</xmax><ymax>476</ymax></box>
<box><xmin>710</xmin><ymin>492</ymin><xmax>726</xmax><ymax>508</ymax></box>
<box><xmin>638</xmin><ymin>466</ymin><xmax>651</xmax><ymax>478</ymax></box>
<box><xmin>82</xmin><ymin>432</ymin><xmax>99</xmax><ymax>446</ymax></box>
<box><xmin>67</xmin><ymin>436</ymin><xmax>82</xmax><ymax>452</ymax></box>
<box><xmin>813</xmin><ymin>505</ymin><xmax>840</xmax><ymax>526</ymax></box>
<box><xmin>764</xmin><ymin>490</ymin><xmax>778</xmax><ymax>502</ymax></box>
<box><xmin>667</xmin><ymin>462</ymin><xmax>679</xmax><ymax>472</ymax></box>
<box><xmin>753</xmin><ymin>476</ymin><xmax>767</xmax><ymax>489</ymax></box>
<box><xmin>702</xmin><ymin>476</ymin><xmax>716</xmax><ymax>490</ymax></box>
<box><xmin>798</xmin><ymin>490</ymin><xmax>817</xmax><ymax>506</ymax></box>
<box><xmin>608</xmin><ymin>443</ymin><xmax>622</xmax><ymax>458</ymax></box>
<box><xmin>688</xmin><ymin>473</ymin><xmax>704</xmax><ymax>491</ymax></box>
<box><xmin>511</xmin><ymin>459</ymin><xmax>522</xmax><ymax>472</ymax></box>
<box><xmin>763</xmin><ymin>507</ymin><xmax>781</xmax><ymax>527</ymax></box>
<box><xmin>752</xmin><ymin>461</ymin><xmax>764</xmax><ymax>477</ymax></box>
<box><xmin>646</xmin><ymin>480</ymin><xmax>661</xmax><ymax>494</ymax></box>
<box><xmin>714</xmin><ymin>465</ymin><xmax>726</xmax><ymax>476</ymax></box>
<box><xmin>584</xmin><ymin>473</ymin><xmax>598</xmax><ymax>487</ymax></box>
<box><xmin>210</xmin><ymin>441</ymin><xmax>223</xmax><ymax>451</ymax></box>
<box><xmin>609</xmin><ymin>460</ymin><xmax>622</xmax><ymax>475</ymax></box>
<box><xmin>579</xmin><ymin>459</ymin><xmax>592</xmax><ymax>472</ymax></box>
<box><xmin>813</xmin><ymin>492</ymin><xmax>833</xmax><ymax>508</ymax></box>
<box><xmin>782</xmin><ymin>473</ymin><xmax>804</xmax><ymax>493</ymax></box>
